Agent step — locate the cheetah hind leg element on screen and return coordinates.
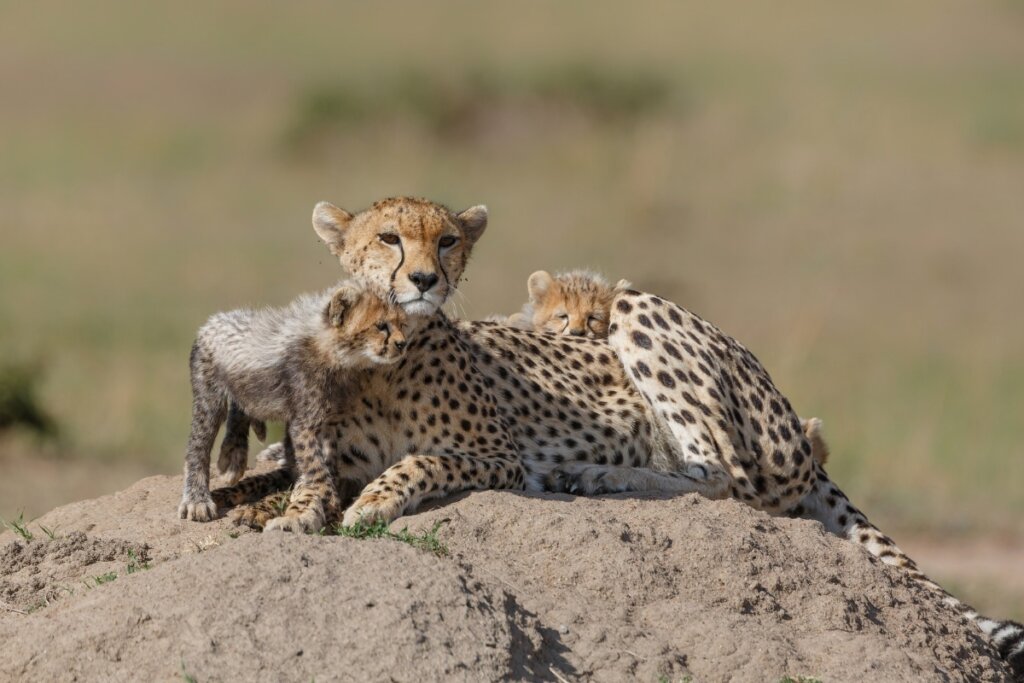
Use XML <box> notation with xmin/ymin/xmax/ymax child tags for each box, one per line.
<box><xmin>217</xmin><ymin>399</ymin><xmax>251</xmax><ymax>484</ymax></box>
<box><xmin>231</xmin><ymin>490</ymin><xmax>291</xmax><ymax>530</ymax></box>
<box><xmin>545</xmin><ymin>462</ymin><xmax>732</xmax><ymax>499</ymax></box>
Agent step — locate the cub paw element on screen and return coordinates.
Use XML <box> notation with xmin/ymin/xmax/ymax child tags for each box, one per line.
<box><xmin>264</xmin><ymin>509</ymin><xmax>324</xmax><ymax>534</ymax></box>
<box><xmin>178</xmin><ymin>497</ymin><xmax>218</xmax><ymax>522</ymax></box>
<box><xmin>256</xmin><ymin>442</ymin><xmax>287</xmax><ymax>464</ymax></box>
<box><xmin>216</xmin><ymin>445</ymin><xmax>248</xmax><ymax>484</ymax></box>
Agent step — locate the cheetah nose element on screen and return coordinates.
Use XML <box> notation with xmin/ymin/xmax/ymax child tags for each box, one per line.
<box><xmin>568</xmin><ymin>328</ymin><xmax>586</xmax><ymax>337</ymax></box>
<box><xmin>408</xmin><ymin>272</ymin><xmax>439</xmax><ymax>293</ymax></box>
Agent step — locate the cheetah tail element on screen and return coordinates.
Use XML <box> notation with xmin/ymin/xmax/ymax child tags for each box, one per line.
<box><xmin>795</xmin><ymin>464</ymin><xmax>1024</xmax><ymax>678</ymax></box>
<box><xmin>971</xmin><ymin>612</ymin><xmax>1024</xmax><ymax>678</ymax></box>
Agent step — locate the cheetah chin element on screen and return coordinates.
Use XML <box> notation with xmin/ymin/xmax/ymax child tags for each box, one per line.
<box><xmin>400</xmin><ymin>295</ymin><xmax>443</xmax><ymax>317</ymax></box>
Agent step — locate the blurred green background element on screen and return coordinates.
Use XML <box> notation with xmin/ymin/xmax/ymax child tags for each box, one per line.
<box><xmin>1</xmin><ymin>1</ymin><xmax>1022</xmax><ymax>615</ymax></box>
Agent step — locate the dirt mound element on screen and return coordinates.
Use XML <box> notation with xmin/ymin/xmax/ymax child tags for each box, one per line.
<box><xmin>0</xmin><ymin>470</ymin><xmax>1013</xmax><ymax>682</ymax></box>
<box><xmin>0</xmin><ymin>531</ymin><xmax>149</xmax><ymax>612</ymax></box>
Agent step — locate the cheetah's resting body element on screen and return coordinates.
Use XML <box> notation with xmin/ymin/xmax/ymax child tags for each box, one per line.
<box><xmin>224</xmin><ymin>288</ymin><xmax>1022</xmax><ymax>675</ymax></box>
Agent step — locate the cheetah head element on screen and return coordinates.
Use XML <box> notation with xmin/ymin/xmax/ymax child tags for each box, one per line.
<box><xmin>522</xmin><ymin>270</ymin><xmax>630</xmax><ymax>338</ymax></box>
<box><xmin>312</xmin><ymin>197</ymin><xmax>487</xmax><ymax>317</ymax></box>
<box><xmin>323</xmin><ymin>281</ymin><xmax>418</xmax><ymax>368</ymax></box>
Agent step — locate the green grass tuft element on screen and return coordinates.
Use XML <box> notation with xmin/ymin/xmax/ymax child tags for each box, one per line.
<box><xmin>126</xmin><ymin>548</ymin><xmax>150</xmax><ymax>574</ymax></box>
<box><xmin>333</xmin><ymin>519</ymin><xmax>449</xmax><ymax>557</ymax></box>
<box><xmin>1</xmin><ymin>511</ymin><xmax>34</xmax><ymax>541</ymax></box>
<box><xmin>94</xmin><ymin>573</ymin><xmax>117</xmax><ymax>589</ymax></box>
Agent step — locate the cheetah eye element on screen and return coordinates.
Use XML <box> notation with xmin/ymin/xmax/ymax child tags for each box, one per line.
<box><xmin>438</xmin><ymin>235</ymin><xmax>458</xmax><ymax>249</ymax></box>
<box><xmin>378</xmin><ymin>233</ymin><xmax>400</xmax><ymax>246</ymax></box>
<box><xmin>375</xmin><ymin>321</ymin><xmax>389</xmax><ymax>332</ymax></box>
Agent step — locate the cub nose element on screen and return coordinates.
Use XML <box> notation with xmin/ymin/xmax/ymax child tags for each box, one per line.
<box><xmin>568</xmin><ymin>328</ymin><xmax>586</xmax><ymax>337</ymax></box>
<box><xmin>408</xmin><ymin>271</ymin><xmax>439</xmax><ymax>293</ymax></box>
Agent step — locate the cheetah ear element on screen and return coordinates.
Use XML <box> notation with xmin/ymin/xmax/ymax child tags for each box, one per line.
<box><xmin>326</xmin><ymin>285</ymin><xmax>359</xmax><ymax>328</ymax></box>
<box><xmin>455</xmin><ymin>205</ymin><xmax>488</xmax><ymax>246</ymax></box>
<box><xmin>312</xmin><ymin>201</ymin><xmax>354</xmax><ymax>256</ymax></box>
<box><xmin>527</xmin><ymin>270</ymin><xmax>555</xmax><ymax>304</ymax></box>
<box><xmin>614</xmin><ymin>278</ymin><xmax>633</xmax><ymax>292</ymax></box>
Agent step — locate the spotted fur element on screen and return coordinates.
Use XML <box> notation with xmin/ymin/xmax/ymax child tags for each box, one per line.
<box><xmin>506</xmin><ymin>270</ymin><xmax>831</xmax><ymax>465</ymax></box>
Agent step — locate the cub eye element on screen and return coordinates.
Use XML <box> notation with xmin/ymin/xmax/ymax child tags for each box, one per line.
<box><xmin>378</xmin><ymin>233</ymin><xmax>400</xmax><ymax>246</ymax></box>
<box><xmin>438</xmin><ymin>235</ymin><xmax>457</xmax><ymax>248</ymax></box>
<box><xmin>557</xmin><ymin>314</ymin><xmax>569</xmax><ymax>321</ymax></box>
<box><xmin>375</xmin><ymin>321</ymin><xmax>389</xmax><ymax>331</ymax></box>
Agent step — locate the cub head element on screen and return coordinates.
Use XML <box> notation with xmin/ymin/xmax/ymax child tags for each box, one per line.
<box><xmin>312</xmin><ymin>197</ymin><xmax>487</xmax><ymax>317</ymax></box>
<box><xmin>324</xmin><ymin>282</ymin><xmax>416</xmax><ymax>368</ymax></box>
<box><xmin>521</xmin><ymin>270</ymin><xmax>630</xmax><ymax>338</ymax></box>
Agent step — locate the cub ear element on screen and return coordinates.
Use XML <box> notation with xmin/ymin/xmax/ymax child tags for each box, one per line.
<box><xmin>613</xmin><ymin>278</ymin><xmax>633</xmax><ymax>292</ymax></box>
<box><xmin>312</xmin><ymin>201</ymin><xmax>354</xmax><ymax>256</ymax></box>
<box><xmin>527</xmin><ymin>270</ymin><xmax>555</xmax><ymax>304</ymax></box>
<box><xmin>455</xmin><ymin>205</ymin><xmax>488</xmax><ymax>246</ymax></box>
<box><xmin>326</xmin><ymin>285</ymin><xmax>359</xmax><ymax>328</ymax></box>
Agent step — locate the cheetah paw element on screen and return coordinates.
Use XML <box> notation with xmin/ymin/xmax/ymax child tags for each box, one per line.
<box><xmin>256</xmin><ymin>442</ymin><xmax>287</xmax><ymax>464</ymax></box>
<box><xmin>178</xmin><ymin>496</ymin><xmax>218</xmax><ymax>522</ymax></box>
<box><xmin>216</xmin><ymin>446</ymin><xmax>248</xmax><ymax>484</ymax></box>
<box><xmin>545</xmin><ymin>464</ymin><xmax>628</xmax><ymax>496</ymax></box>
<box><xmin>341</xmin><ymin>495</ymin><xmax>403</xmax><ymax>528</ymax></box>
<box><xmin>264</xmin><ymin>509</ymin><xmax>325</xmax><ymax>534</ymax></box>
<box><xmin>229</xmin><ymin>505</ymin><xmax>272</xmax><ymax>530</ymax></box>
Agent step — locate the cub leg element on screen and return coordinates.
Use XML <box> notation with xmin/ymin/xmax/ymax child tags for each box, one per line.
<box><xmin>265</xmin><ymin>423</ymin><xmax>340</xmax><ymax>533</ymax></box>
<box><xmin>178</xmin><ymin>343</ymin><xmax>227</xmax><ymax>521</ymax></box>
<box><xmin>217</xmin><ymin>399</ymin><xmax>251</xmax><ymax>484</ymax></box>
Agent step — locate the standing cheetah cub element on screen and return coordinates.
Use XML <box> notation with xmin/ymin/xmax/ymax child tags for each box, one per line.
<box><xmin>178</xmin><ymin>280</ymin><xmax>416</xmax><ymax>522</ymax></box>
<box><xmin>508</xmin><ymin>269</ymin><xmax>833</xmax><ymax>464</ymax></box>
<box><xmin>504</xmin><ymin>269</ymin><xmax>630</xmax><ymax>338</ymax></box>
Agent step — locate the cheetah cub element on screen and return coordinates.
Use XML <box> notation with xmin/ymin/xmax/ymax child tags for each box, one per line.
<box><xmin>178</xmin><ymin>280</ymin><xmax>416</xmax><ymax>522</ymax></box>
<box><xmin>507</xmin><ymin>269</ymin><xmax>834</xmax><ymax>464</ymax></box>
<box><xmin>504</xmin><ymin>269</ymin><xmax>631</xmax><ymax>338</ymax></box>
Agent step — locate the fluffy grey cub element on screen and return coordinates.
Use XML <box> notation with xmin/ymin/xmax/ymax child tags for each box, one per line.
<box><xmin>178</xmin><ymin>280</ymin><xmax>416</xmax><ymax>522</ymax></box>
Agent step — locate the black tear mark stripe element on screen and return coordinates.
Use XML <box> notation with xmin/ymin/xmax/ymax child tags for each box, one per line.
<box><xmin>438</xmin><ymin>244</ymin><xmax>451</xmax><ymax>291</ymax></box>
<box><xmin>389</xmin><ymin>242</ymin><xmax>406</xmax><ymax>290</ymax></box>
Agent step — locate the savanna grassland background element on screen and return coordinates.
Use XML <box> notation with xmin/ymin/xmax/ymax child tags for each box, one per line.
<box><xmin>1</xmin><ymin>2</ymin><xmax>1022</xmax><ymax>616</ymax></box>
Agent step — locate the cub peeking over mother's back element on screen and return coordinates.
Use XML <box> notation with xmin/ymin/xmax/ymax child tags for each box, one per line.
<box><xmin>178</xmin><ymin>280</ymin><xmax>417</xmax><ymax>522</ymax></box>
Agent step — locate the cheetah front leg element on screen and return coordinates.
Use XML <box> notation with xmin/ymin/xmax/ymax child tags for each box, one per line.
<box><xmin>545</xmin><ymin>461</ymin><xmax>732</xmax><ymax>498</ymax></box>
<box><xmin>341</xmin><ymin>454</ymin><xmax>526</xmax><ymax>527</ymax></box>
<box><xmin>264</xmin><ymin>422</ymin><xmax>341</xmax><ymax>533</ymax></box>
